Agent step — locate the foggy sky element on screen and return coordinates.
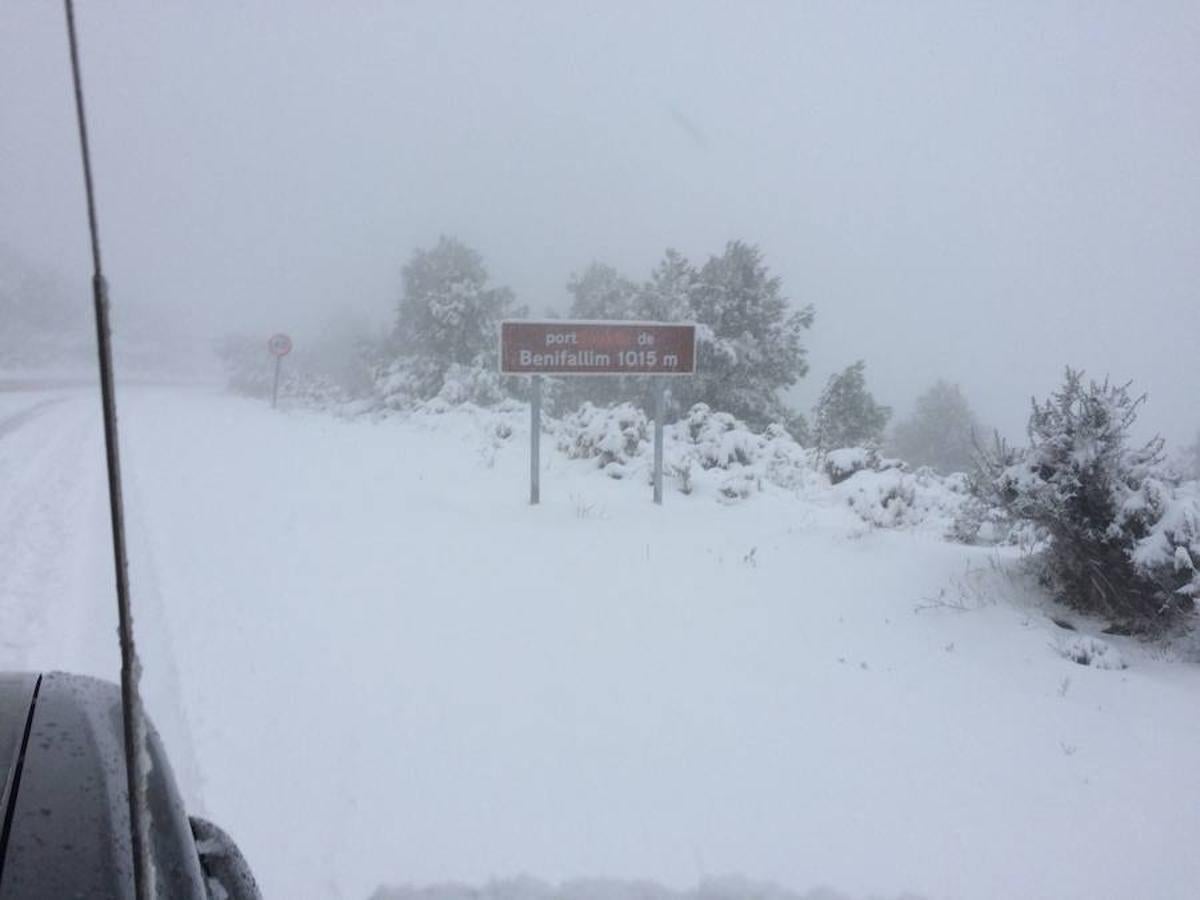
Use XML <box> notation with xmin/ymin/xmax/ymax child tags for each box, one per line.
<box><xmin>2</xmin><ymin>1</ymin><xmax>1197</xmax><ymax>444</ymax></box>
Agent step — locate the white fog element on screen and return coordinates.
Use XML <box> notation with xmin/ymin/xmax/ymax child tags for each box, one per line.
<box><xmin>1</xmin><ymin>3</ymin><xmax>1198</xmax><ymax>899</ymax></box>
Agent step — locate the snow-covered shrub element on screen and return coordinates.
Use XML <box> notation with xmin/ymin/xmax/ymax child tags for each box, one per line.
<box><xmin>1127</xmin><ymin>477</ymin><xmax>1200</xmax><ymax>602</ymax></box>
<box><xmin>655</xmin><ymin>405</ymin><xmax>822</xmax><ymax>501</ymax></box>
<box><xmin>717</xmin><ymin>470</ymin><xmax>759</xmax><ymax>502</ymax></box>
<box><xmin>375</xmin><ymin>356</ymin><xmax>517</xmax><ymax>415</ymax></box>
<box><xmin>557</xmin><ymin>402</ymin><xmax>649</xmax><ymax>469</ymax></box>
<box><xmin>670</xmin><ymin>458</ymin><xmax>695</xmax><ymax>495</ymax></box>
<box><xmin>1055</xmin><ymin>635</ymin><xmax>1128</xmax><ymax>670</ymax></box>
<box><xmin>825</xmin><ymin>447</ymin><xmax>873</xmax><ymax>484</ymax></box>
<box><xmin>283</xmin><ymin>372</ymin><xmax>354</xmax><ymax>410</ymax></box>
<box><xmin>759</xmin><ymin>423</ymin><xmax>817</xmax><ymax>490</ymax></box>
<box><xmin>682</xmin><ymin>403</ymin><xmax>757</xmax><ymax>469</ymax></box>
<box><xmin>822</xmin><ymin>446</ymin><xmax>903</xmax><ymax>485</ymax></box>
<box><xmin>950</xmin><ymin>493</ymin><xmax>1041</xmax><ymax>547</ymax></box>
<box><xmin>976</xmin><ymin>369</ymin><xmax>1197</xmax><ymax>630</ymax></box>
<box><xmin>435</xmin><ymin>363</ymin><xmax>507</xmax><ymax>407</ymax></box>
<box><xmin>372</xmin><ymin>356</ymin><xmax>438</xmax><ymax>411</ymax></box>
<box><xmin>834</xmin><ymin>468</ymin><xmax>915</xmax><ymax>528</ymax></box>
<box><xmin>831</xmin><ymin>465</ymin><xmax>972</xmax><ymax>533</ymax></box>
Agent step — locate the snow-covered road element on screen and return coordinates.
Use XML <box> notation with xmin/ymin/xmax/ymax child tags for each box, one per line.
<box><xmin>1</xmin><ymin>391</ymin><xmax>116</xmax><ymax>673</ymax></box>
<box><xmin>3</xmin><ymin>385</ymin><xmax>1199</xmax><ymax>900</ymax></box>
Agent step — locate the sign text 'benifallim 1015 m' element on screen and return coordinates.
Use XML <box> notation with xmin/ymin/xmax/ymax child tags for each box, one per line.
<box><xmin>501</xmin><ymin>319</ymin><xmax>697</xmax><ymax>507</ymax></box>
<box><xmin>500</xmin><ymin>321</ymin><xmax>696</xmax><ymax>376</ymax></box>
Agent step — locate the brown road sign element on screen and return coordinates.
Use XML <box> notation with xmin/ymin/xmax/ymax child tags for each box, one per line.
<box><xmin>500</xmin><ymin>320</ymin><xmax>696</xmax><ymax>376</ymax></box>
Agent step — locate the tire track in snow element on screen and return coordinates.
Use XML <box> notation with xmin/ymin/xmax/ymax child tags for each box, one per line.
<box><xmin>0</xmin><ymin>396</ymin><xmax>67</xmax><ymax>441</ymax></box>
<box><xmin>0</xmin><ymin>395</ymin><xmax>105</xmax><ymax>668</ymax></box>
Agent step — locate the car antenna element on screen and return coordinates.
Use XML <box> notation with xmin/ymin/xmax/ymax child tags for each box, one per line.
<box><xmin>62</xmin><ymin>2</ymin><xmax>155</xmax><ymax>898</ymax></box>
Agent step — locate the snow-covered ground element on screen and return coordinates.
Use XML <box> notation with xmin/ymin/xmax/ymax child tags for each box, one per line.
<box><xmin>2</xmin><ymin>385</ymin><xmax>1199</xmax><ymax>900</ymax></box>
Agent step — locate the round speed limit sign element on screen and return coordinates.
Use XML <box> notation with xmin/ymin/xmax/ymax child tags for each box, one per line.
<box><xmin>267</xmin><ymin>333</ymin><xmax>293</xmax><ymax>357</ymax></box>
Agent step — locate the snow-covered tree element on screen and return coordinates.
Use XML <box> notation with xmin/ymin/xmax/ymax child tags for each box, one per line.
<box><xmin>976</xmin><ymin>368</ymin><xmax>1198</xmax><ymax>630</ymax></box>
<box><xmin>549</xmin><ymin>244</ymin><xmax>812</xmax><ymax>430</ymax></box>
<box><xmin>393</xmin><ymin>237</ymin><xmax>515</xmax><ymax>397</ymax></box>
<box><xmin>890</xmin><ymin>380</ymin><xmax>979</xmax><ymax>473</ymax></box>
<box><xmin>633</xmin><ymin>248</ymin><xmax>695</xmax><ymax>322</ymax></box>
<box><xmin>567</xmin><ymin>262</ymin><xmax>637</xmax><ymax>320</ymax></box>
<box><xmin>552</xmin><ymin>262</ymin><xmax>641</xmax><ymax>410</ymax></box>
<box><xmin>673</xmin><ymin>242</ymin><xmax>814</xmax><ymax>429</ymax></box>
<box><xmin>813</xmin><ymin>361</ymin><xmax>891</xmax><ymax>451</ymax></box>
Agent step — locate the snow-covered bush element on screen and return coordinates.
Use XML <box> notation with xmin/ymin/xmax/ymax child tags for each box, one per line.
<box><xmin>682</xmin><ymin>403</ymin><xmax>758</xmax><ymax>469</ymax></box>
<box><xmin>758</xmin><ymin>422</ymin><xmax>818</xmax><ymax>490</ymax></box>
<box><xmin>371</xmin><ymin>356</ymin><xmax>437</xmax><ymax>411</ymax></box>
<box><xmin>557</xmin><ymin>402</ymin><xmax>649</xmax><ymax>475</ymax></box>
<box><xmin>950</xmin><ymin>493</ymin><xmax>1041</xmax><ymax>547</ymax></box>
<box><xmin>822</xmin><ymin>446</ymin><xmax>902</xmax><ymax>485</ymax></box>
<box><xmin>976</xmin><ymin>369</ymin><xmax>1198</xmax><ymax>630</ymax></box>
<box><xmin>435</xmin><ymin>363</ymin><xmax>508</xmax><ymax>407</ymax></box>
<box><xmin>1055</xmin><ymin>635</ymin><xmax>1128</xmax><ymax>670</ymax></box>
<box><xmin>657</xmin><ymin>402</ymin><xmax>967</xmax><ymax>522</ymax></box>
<box><xmin>1127</xmin><ymin>477</ymin><xmax>1200</xmax><ymax>602</ymax></box>
<box><xmin>654</xmin><ymin>404</ymin><xmax>822</xmax><ymax>501</ymax></box>
<box><xmin>664</xmin><ymin>404</ymin><xmax>818</xmax><ymax>499</ymax></box>
<box><xmin>717</xmin><ymin>469</ymin><xmax>760</xmax><ymax>502</ymax></box>
<box><xmin>283</xmin><ymin>372</ymin><xmax>355</xmax><ymax>410</ymax></box>
<box><xmin>831</xmin><ymin>465</ymin><xmax>974</xmax><ymax>533</ymax></box>
<box><xmin>373</xmin><ymin>357</ymin><xmax>515</xmax><ymax>414</ymax></box>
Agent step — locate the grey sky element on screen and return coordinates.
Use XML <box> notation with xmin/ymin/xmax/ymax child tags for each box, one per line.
<box><xmin>2</xmin><ymin>1</ymin><xmax>1197</xmax><ymax>443</ymax></box>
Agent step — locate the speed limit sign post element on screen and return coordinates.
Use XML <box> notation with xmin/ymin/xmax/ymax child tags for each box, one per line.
<box><xmin>267</xmin><ymin>333</ymin><xmax>292</xmax><ymax>408</ymax></box>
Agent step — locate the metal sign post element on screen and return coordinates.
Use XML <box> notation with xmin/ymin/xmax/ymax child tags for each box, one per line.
<box><xmin>653</xmin><ymin>379</ymin><xmax>666</xmax><ymax>505</ymax></box>
<box><xmin>530</xmin><ymin>375</ymin><xmax>541</xmax><ymax>505</ymax></box>
<box><xmin>267</xmin><ymin>333</ymin><xmax>293</xmax><ymax>409</ymax></box>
